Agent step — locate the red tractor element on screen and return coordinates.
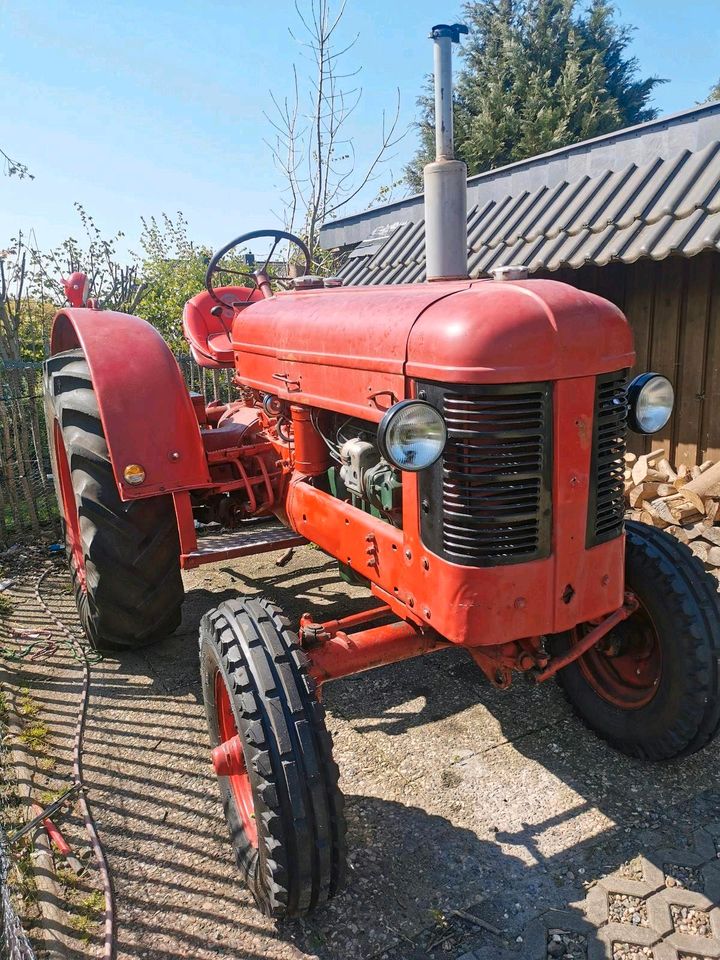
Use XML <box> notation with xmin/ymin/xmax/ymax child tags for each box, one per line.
<box><xmin>44</xmin><ymin>24</ymin><xmax>720</xmax><ymax>920</ymax></box>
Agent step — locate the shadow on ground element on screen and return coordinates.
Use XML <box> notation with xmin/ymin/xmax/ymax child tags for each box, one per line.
<box><xmin>11</xmin><ymin>550</ymin><xmax>720</xmax><ymax>959</ymax></box>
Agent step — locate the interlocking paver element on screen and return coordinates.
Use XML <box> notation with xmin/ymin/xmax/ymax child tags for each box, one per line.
<box><xmin>525</xmin><ymin>909</ymin><xmax>595</xmax><ymax>959</ymax></box>
<box><xmin>702</xmin><ymin>863</ymin><xmax>720</xmax><ymax>903</ymax></box>
<box><xmin>518</xmin><ymin>821</ymin><xmax>720</xmax><ymax>960</ymax></box>
<box><xmin>664</xmin><ymin>930</ymin><xmax>720</xmax><ymax>957</ymax></box>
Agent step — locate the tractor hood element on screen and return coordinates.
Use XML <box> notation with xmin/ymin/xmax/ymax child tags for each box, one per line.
<box><xmin>232</xmin><ymin>278</ymin><xmax>634</xmax><ymax>422</ymax></box>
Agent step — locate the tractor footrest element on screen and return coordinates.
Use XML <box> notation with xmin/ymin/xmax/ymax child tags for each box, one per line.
<box><xmin>182</xmin><ymin>522</ymin><xmax>307</xmax><ymax>569</ymax></box>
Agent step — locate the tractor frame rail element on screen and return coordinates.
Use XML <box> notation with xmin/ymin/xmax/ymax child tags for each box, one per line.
<box><xmin>297</xmin><ymin>595</ymin><xmax>641</xmax><ymax>689</ymax></box>
<box><xmin>300</xmin><ymin>604</ymin><xmax>449</xmax><ymax>685</ymax></box>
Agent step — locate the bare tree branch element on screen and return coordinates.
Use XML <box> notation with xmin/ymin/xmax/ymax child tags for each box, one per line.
<box><xmin>1</xmin><ymin>147</ymin><xmax>33</xmax><ymax>179</ymax></box>
<box><xmin>266</xmin><ymin>0</ymin><xmax>409</xmax><ymax>271</ymax></box>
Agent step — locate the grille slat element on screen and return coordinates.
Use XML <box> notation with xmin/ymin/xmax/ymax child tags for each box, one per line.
<box><xmin>418</xmin><ymin>381</ymin><xmax>552</xmax><ymax>567</ymax></box>
<box><xmin>587</xmin><ymin>371</ymin><xmax>628</xmax><ymax>545</ymax></box>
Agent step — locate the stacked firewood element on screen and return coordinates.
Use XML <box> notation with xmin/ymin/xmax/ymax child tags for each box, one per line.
<box><xmin>624</xmin><ymin>450</ymin><xmax>720</xmax><ymax>569</ymax></box>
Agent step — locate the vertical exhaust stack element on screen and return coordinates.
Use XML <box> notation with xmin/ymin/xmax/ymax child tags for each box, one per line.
<box><xmin>424</xmin><ymin>23</ymin><xmax>469</xmax><ymax>281</ymax></box>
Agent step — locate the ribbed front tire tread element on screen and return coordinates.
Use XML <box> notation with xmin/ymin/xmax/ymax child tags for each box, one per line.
<box><xmin>199</xmin><ymin>597</ymin><xmax>346</xmax><ymax>917</ymax></box>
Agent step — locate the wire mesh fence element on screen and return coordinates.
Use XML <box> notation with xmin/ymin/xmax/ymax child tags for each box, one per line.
<box><xmin>0</xmin><ymin>361</ymin><xmax>57</xmax><ymax>548</ymax></box>
<box><xmin>0</xmin><ymin>827</ymin><xmax>36</xmax><ymax>960</ymax></box>
<box><xmin>174</xmin><ymin>355</ymin><xmax>236</xmax><ymax>405</ymax></box>
<box><xmin>1</xmin><ymin>684</ymin><xmax>36</xmax><ymax>960</ymax></box>
<box><xmin>0</xmin><ymin>353</ymin><xmax>236</xmax><ymax>546</ymax></box>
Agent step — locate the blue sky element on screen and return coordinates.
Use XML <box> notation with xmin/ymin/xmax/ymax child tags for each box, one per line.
<box><xmin>1</xmin><ymin>0</ymin><xmax>718</xmax><ymax>256</ymax></box>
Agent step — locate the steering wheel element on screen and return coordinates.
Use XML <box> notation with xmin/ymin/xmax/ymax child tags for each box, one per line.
<box><xmin>205</xmin><ymin>229</ymin><xmax>312</xmax><ymax>306</ymax></box>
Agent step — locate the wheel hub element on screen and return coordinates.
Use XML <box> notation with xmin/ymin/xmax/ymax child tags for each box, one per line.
<box><xmin>214</xmin><ymin>672</ymin><xmax>258</xmax><ymax>847</ymax></box>
<box><xmin>576</xmin><ymin>601</ymin><xmax>662</xmax><ymax>709</ymax></box>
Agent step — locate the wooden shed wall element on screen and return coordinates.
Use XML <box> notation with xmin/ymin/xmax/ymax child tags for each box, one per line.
<box><xmin>545</xmin><ymin>251</ymin><xmax>720</xmax><ymax>467</ymax></box>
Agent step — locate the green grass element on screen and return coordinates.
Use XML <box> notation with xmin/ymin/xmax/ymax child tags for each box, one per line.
<box><xmin>17</xmin><ymin>687</ymin><xmax>49</xmax><ymax>752</ymax></box>
<box><xmin>0</xmin><ymin>593</ymin><xmax>14</xmax><ymax>617</ymax></box>
<box><xmin>56</xmin><ymin>866</ymin><xmax>79</xmax><ymax>892</ymax></box>
<box><xmin>71</xmin><ymin>890</ymin><xmax>104</xmax><ymax>942</ymax></box>
<box><xmin>1</xmin><ymin>501</ymin><xmax>59</xmax><ymax>541</ymax></box>
<box><xmin>19</xmin><ymin>722</ymin><xmax>49</xmax><ymax>751</ymax></box>
<box><xmin>37</xmin><ymin>788</ymin><xmax>64</xmax><ymax>806</ymax></box>
<box><xmin>18</xmin><ymin>688</ymin><xmax>40</xmax><ymax>719</ymax></box>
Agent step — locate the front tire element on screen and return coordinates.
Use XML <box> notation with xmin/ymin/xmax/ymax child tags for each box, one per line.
<box><xmin>44</xmin><ymin>349</ymin><xmax>184</xmax><ymax>651</ymax></box>
<box><xmin>199</xmin><ymin>598</ymin><xmax>346</xmax><ymax>917</ymax></box>
<box><xmin>554</xmin><ymin>521</ymin><xmax>720</xmax><ymax>761</ymax></box>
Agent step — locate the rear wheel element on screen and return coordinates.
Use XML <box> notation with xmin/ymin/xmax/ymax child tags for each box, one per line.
<box><xmin>199</xmin><ymin>597</ymin><xmax>346</xmax><ymax>917</ymax></box>
<box><xmin>44</xmin><ymin>348</ymin><xmax>184</xmax><ymax>651</ymax></box>
<box><xmin>553</xmin><ymin>521</ymin><xmax>720</xmax><ymax>760</ymax></box>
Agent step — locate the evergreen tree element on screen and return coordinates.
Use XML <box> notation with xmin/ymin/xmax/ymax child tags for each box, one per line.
<box><xmin>705</xmin><ymin>78</ymin><xmax>720</xmax><ymax>103</ymax></box>
<box><xmin>405</xmin><ymin>0</ymin><xmax>663</xmax><ymax>191</ymax></box>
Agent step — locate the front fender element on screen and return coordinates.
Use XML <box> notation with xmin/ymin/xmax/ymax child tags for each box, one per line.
<box><xmin>51</xmin><ymin>308</ymin><xmax>211</xmax><ymax>499</ymax></box>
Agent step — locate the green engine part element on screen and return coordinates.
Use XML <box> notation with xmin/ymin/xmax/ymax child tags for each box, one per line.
<box><xmin>364</xmin><ymin>460</ymin><xmax>402</xmax><ymax>515</ymax></box>
<box><xmin>327</xmin><ymin>461</ymin><xmax>401</xmax><ymax>587</ymax></box>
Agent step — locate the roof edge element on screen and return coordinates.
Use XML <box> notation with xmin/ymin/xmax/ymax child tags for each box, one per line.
<box><xmin>320</xmin><ymin>100</ymin><xmax>720</xmax><ymax>241</ymax></box>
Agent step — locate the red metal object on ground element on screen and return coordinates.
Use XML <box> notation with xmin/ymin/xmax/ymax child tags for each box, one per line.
<box><xmin>30</xmin><ymin>803</ymin><xmax>84</xmax><ymax>874</ymax></box>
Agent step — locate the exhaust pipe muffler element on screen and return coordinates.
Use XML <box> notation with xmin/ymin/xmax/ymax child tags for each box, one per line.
<box><xmin>424</xmin><ymin>22</ymin><xmax>469</xmax><ymax>281</ymax></box>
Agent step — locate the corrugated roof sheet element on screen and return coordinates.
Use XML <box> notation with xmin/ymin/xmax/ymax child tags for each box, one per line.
<box><xmin>336</xmin><ymin>136</ymin><xmax>720</xmax><ymax>285</ymax></box>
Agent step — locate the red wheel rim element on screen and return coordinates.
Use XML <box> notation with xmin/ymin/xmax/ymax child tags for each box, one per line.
<box><xmin>214</xmin><ymin>672</ymin><xmax>258</xmax><ymax>847</ymax></box>
<box><xmin>54</xmin><ymin>421</ymin><xmax>86</xmax><ymax>590</ymax></box>
<box><xmin>575</xmin><ymin>599</ymin><xmax>662</xmax><ymax>709</ymax></box>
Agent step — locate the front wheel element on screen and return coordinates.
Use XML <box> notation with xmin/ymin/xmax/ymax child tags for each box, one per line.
<box><xmin>199</xmin><ymin>598</ymin><xmax>346</xmax><ymax>917</ymax></box>
<box><xmin>552</xmin><ymin>521</ymin><xmax>720</xmax><ymax>761</ymax></box>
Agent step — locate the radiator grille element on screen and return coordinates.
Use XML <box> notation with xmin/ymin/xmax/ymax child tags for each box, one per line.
<box><xmin>418</xmin><ymin>382</ymin><xmax>552</xmax><ymax>567</ymax></box>
<box><xmin>587</xmin><ymin>371</ymin><xmax>628</xmax><ymax>546</ymax></box>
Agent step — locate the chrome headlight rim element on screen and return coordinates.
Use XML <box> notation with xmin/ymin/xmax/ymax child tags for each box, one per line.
<box><xmin>377</xmin><ymin>399</ymin><xmax>447</xmax><ymax>472</ymax></box>
<box><xmin>627</xmin><ymin>372</ymin><xmax>674</xmax><ymax>435</ymax></box>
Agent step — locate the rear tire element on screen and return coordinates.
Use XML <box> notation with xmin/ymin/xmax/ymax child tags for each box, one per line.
<box><xmin>199</xmin><ymin>597</ymin><xmax>346</xmax><ymax>917</ymax></box>
<box><xmin>553</xmin><ymin>521</ymin><xmax>720</xmax><ymax>760</ymax></box>
<box><xmin>44</xmin><ymin>348</ymin><xmax>184</xmax><ymax>651</ymax></box>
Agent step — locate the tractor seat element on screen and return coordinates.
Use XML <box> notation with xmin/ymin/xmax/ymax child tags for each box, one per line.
<box><xmin>182</xmin><ymin>285</ymin><xmax>262</xmax><ymax>369</ymax></box>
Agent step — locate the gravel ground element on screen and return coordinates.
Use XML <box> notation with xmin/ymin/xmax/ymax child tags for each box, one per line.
<box><xmin>2</xmin><ymin>542</ymin><xmax>720</xmax><ymax>959</ymax></box>
<box><xmin>670</xmin><ymin>904</ymin><xmax>712</xmax><ymax>937</ymax></box>
<box><xmin>607</xmin><ymin>895</ymin><xmax>647</xmax><ymax>927</ymax></box>
<box><xmin>619</xmin><ymin>858</ymin><xmax>645</xmax><ymax>882</ymax></box>
<box><xmin>611</xmin><ymin>946</ymin><xmax>653</xmax><ymax>960</ymax></box>
<box><xmin>663</xmin><ymin>864</ymin><xmax>706</xmax><ymax>893</ymax></box>
<box><xmin>546</xmin><ymin>928</ymin><xmax>587</xmax><ymax>958</ymax></box>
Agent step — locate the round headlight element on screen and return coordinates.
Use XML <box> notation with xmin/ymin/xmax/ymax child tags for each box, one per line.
<box><xmin>378</xmin><ymin>400</ymin><xmax>447</xmax><ymax>472</ymax></box>
<box><xmin>627</xmin><ymin>373</ymin><xmax>674</xmax><ymax>434</ymax></box>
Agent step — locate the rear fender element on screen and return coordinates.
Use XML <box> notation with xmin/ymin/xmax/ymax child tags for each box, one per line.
<box><xmin>51</xmin><ymin>308</ymin><xmax>211</xmax><ymax>499</ymax></box>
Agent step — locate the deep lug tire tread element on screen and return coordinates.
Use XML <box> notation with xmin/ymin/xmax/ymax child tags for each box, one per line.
<box><xmin>199</xmin><ymin>597</ymin><xmax>346</xmax><ymax>917</ymax></box>
<box><xmin>44</xmin><ymin>349</ymin><xmax>183</xmax><ymax>651</ymax></box>
<box><xmin>556</xmin><ymin>520</ymin><xmax>720</xmax><ymax>760</ymax></box>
